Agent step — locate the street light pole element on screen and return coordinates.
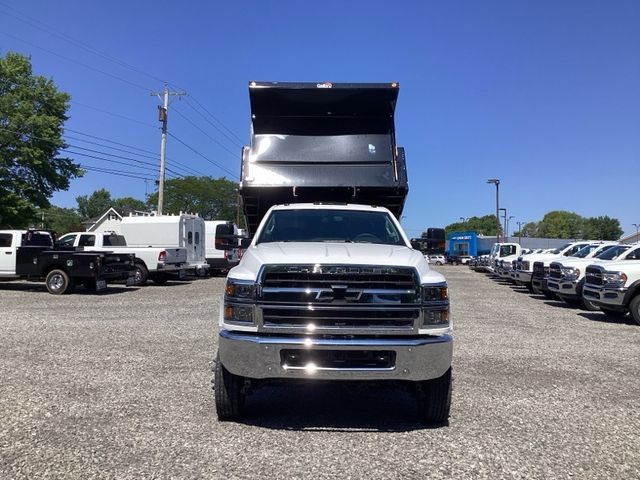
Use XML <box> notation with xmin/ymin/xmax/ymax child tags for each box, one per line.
<box><xmin>516</xmin><ymin>221</ymin><xmax>525</xmax><ymax>245</ymax></box>
<box><xmin>507</xmin><ymin>216</ymin><xmax>515</xmax><ymax>242</ymax></box>
<box><xmin>487</xmin><ymin>179</ymin><xmax>500</xmax><ymax>242</ymax></box>
<box><xmin>633</xmin><ymin>223</ymin><xmax>639</xmax><ymax>242</ymax></box>
<box><xmin>499</xmin><ymin>208</ymin><xmax>507</xmax><ymax>242</ymax></box>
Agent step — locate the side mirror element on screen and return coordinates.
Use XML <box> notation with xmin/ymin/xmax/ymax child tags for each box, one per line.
<box><xmin>215</xmin><ymin>223</ymin><xmax>236</xmax><ymax>251</ymax></box>
<box><xmin>240</xmin><ymin>237</ymin><xmax>252</xmax><ymax>249</ymax></box>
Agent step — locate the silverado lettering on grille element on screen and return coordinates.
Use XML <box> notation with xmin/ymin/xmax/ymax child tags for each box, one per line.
<box><xmin>257</xmin><ymin>265</ymin><xmax>421</xmax><ymax>334</ymax></box>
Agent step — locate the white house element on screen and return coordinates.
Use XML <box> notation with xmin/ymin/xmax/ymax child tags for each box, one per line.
<box><xmin>84</xmin><ymin>206</ymin><xmax>152</xmax><ymax>233</ymax></box>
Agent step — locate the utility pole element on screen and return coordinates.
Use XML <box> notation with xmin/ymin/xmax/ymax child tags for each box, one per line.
<box><xmin>499</xmin><ymin>208</ymin><xmax>507</xmax><ymax>242</ymax></box>
<box><xmin>507</xmin><ymin>216</ymin><xmax>515</xmax><ymax>241</ymax></box>
<box><xmin>487</xmin><ymin>179</ymin><xmax>500</xmax><ymax>242</ymax></box>
<box><xmin>151</xmin><ymin>85</ymin><xmax>186</xmax><ymax>215</ymax></box>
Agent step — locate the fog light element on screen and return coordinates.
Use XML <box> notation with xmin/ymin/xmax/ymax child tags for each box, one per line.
<box><xmin>422</xmin><ymin>308</ymin><xmax>449</xmax><ymax>327</ymax></box>
<box><xmin>223</xmin><ymin>304</ymin><xmax>254</xmax><ymax>323</ymax></box>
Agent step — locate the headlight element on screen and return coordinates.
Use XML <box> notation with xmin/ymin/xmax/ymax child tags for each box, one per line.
<box><xmin>422</xmin><ymin>284</ymin><xmax>448</xmax><ymax>302</ymax></box>
<box><xmin>421</xmin><ymin>283</ymin><xmax>449</xmax><ymax>328</ymax></box>
<box><xmin>561</xmin><ymin>267</ymin><xmax>580</xmax><ymax>280</ymax></box>
<box><xmin>225</xmin><ymin>279</ymin><xmax>256</xmax><ymax>299</ymax></box>
<box><xmin>602</xmin><ymin>271</ymin><xmax>627</xmax><ymax>287</ymax></box>
<box><xmin>223</xmin><ymin>304</ymin><xmax>254</xmax><ymax>323</ymax></box>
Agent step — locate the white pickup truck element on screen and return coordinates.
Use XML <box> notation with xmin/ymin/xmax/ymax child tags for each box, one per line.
<box><xmin>57</xmin><ymin>232</ymin><xmax>187</xmax><ymax>285</ymax></box>
<box><xmin>217</xmin><ymin>203</ymin><xmax>452</xmax><ymax>423</ymax></box>
<box><xmin>546</xmin><ymin>243</ymin><xmax>620</xmax><ymax>308</ymax></box>
<box><xmin>513</xmin><ymin>242</ymin><xmax>591</xmax><ymax>293</ymax></box>
<box><xmin>582</xmin><ymin>251</ymin><xmax>640</xmax><ymax>324</ymax></box>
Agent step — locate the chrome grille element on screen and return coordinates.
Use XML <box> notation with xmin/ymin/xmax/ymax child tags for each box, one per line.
<box><xmin>585</xmin><ymin>266</ymin><xmax>603</xmax><ymax>286</ymax></box>
<box><xmin>262</xmin><ymin>306</ymin><xmax>419</xmax><ymax>330</ymax></box>
<box><xmin>549</xmin><ymin>263</ymin><xmax>562</xmax><ymax>279</ymax></box>
<box><xmin>532</xmin><ymin>262</ymin><xmax>545</xmax><ymax>279</ymax></box>
<box><xmin>258</xmin><ymin>264</ymin><xmax>422</xmax><ymax>333</ymax></box>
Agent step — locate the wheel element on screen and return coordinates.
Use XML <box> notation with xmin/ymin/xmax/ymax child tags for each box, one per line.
<box><xmin>436</xmin><ymin>261</ymin><xmax>443</xmax><ymax>266</ymax></box>
<box><xmin>151</xmin><ymin>273</ymin><xmax>168</xmax><ymax>285</ymax></box>
<box><xmin>214</xmin><ymin>354</ymin><xmax>246</xmax><ymax>421</ymax></box>
<box><xmin>45</xmin><ymin>269</ymin><xmax>73</xmax><ymax>295</ymax></box>
<box><xmin>581</xmin><ymin>297</ymin><xmax>600</xmax><ymax>311</ymax></box>
<box><xmin>601</xmin><ymin>308</ymin><xmax>626</xmax><ymax>319</ymax></box>
<box><xmin>628</xmin><ymin>295</ymin><xmax>640</xmax><ymax>325</ymax></box>
<box><xmin>416</xmin><ymin>367</ymin><xmax>452</xmax><ymax>425</ymax></box>
<box><xmin>133</xmin><ymin>262</ymin><xmax>148</xmax><ymax>286</ymax></box>
<box><xmin>82</xmin><ymin>279</ymin><xmax>97</xmax><ymax>292</ymax></box>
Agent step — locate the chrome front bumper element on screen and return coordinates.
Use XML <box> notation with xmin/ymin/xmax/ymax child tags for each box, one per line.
<box><xmin>218</xmin><ymin>330</ymin><xmax>453</xmax><ymax>382</ymax></box>
<box><xmin>514</xmin><ymin>271</ymin><xmax>532</xmax><ymax>283</ymax></box>
<box><xmin>548</xmin><ymin>279</ymin><xmax>579</xmax><ymax>297</ymax></box>
<box><xmin>582</xmin><ymin>285</ymin><xmax>628</xmax><ymax>308</ymax></box>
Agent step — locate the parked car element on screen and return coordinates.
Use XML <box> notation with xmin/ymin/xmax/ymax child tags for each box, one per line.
<box><xmin>428</xmin><ymin>254</ymin><xmax>446</xmax><ymax>265</ymax></box>
<box><xmin>582</xmin><ymin>252</ymin><xmax>640</xmax><ymax>324</ymax></box>
<box><xmin>56</xmin><ymin>231</ymin><xmax>187</xmax><ymax>285</ymax></box>
<box><xmin>116</xmin><ymin>214</ymin><xmax>209</xmax><ymax>276</ymax></box>
<box><xmin>0</xmin><ymin>229</ymin><xmax>135</xmax><ymax>294</ymax></box>
<box><xmin>546</xmin><ymin>243</ymin><xmax>620</xmax><ymax>308</ymax></box>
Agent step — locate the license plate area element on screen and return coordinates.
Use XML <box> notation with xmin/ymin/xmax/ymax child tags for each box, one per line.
<box><xmin>280</xmin><ymin>349</ymin><xmax>396</xmax><ymax>371</ymax></box>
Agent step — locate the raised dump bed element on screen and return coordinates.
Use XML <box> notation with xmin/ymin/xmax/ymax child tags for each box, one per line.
<box><xmin>239</xmin><ymin>81</ymin><xmax>409</xmax><ymax>234</ymax></box>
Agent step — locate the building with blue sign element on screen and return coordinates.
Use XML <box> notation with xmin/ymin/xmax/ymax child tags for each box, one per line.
<box><xmin>446</xmin><ymin>230</ymin><xmax>576</xmax><ymax>257</ymax></box>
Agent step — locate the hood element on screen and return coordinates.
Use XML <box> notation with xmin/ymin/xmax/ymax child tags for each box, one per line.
<box><xmin>228</xmin><ymin>242</ymin><xmax>445</xmax><ymax>284</ymax></box>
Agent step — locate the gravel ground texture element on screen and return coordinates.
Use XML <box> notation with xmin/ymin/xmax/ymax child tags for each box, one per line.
<box><xmin>1</xmin><ymin>266</ymin><xmax>639</xmax><ymax>479</ymax></box>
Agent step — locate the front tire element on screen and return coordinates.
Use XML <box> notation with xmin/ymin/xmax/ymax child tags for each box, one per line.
<box><xmin>45</xmin><ymin>269</ymin><xmax>74</xmax><ymax>295</ymax></box>
<box><xmin>416</xmin><ymin>367</ymin><xmax>452</xmax><ymax>425</ymax></box>
<box><xmin>151</xmin><ymin>273</ymin><xmax>168</xmax><ymax>285</ymax></box>
<box><xmin>133</xmin><ymin>262</ymin><xmax>148</xmax><ymax>286</ymax></box>
<box><xmin>214</xmin><ymin>354</ymin><xmax>246</xmax><ymax>421</ymax></box>
<box><xmin>628</xmin><ymin>295</ymin><xmax>640</xmax><ymax>325</ymax></box>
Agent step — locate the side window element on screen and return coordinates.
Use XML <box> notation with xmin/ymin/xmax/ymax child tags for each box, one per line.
<box><xmin>188</xmin><ymin>231</ymin><xmax>193</xmax><ymax>245</ymax></box>
<box><xmin>79</xmin><ymin>235</ymin><xmax>95</xmax><ymax>247</ymax></box>
<box><xmin>0</xmin><ymin>233</ymin><xmax>13</xmax><ymax>248</ymax></box>
<box><xmin>57</xmin><ymin>235</ymin><xmax>77</xmax><ymax>247</ymax></box>
<box><xmin>195</xmin><ymin>232</ymin><xmax>200</xmax><ymax>245</ymax></box>
<box><xmin>627</xmin><ymin>248</ymin><xmax>640</xmax><ymax>260</ymax></box>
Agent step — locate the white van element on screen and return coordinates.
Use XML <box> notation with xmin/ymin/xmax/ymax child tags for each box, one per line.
<box><xmin>204</xmin><ymin>221</ymin><xmax>240</xmax><ymax>275</ymax></box>
<box><xmin>117</xmin><ymin>214</ymin><xmax>209</xmax><ymax>275</ymax></box>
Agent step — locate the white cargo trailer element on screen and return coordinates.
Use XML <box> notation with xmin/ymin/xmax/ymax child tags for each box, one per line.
<box><xmin>118</xmin><ymin>214</ymin><xmax>209</xmax><ymax>275</ymax></box>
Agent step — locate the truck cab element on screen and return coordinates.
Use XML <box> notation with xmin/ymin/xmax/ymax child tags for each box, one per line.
<box><xmin>214</xmin><ymin>82</ymin><xmax>452</xmax><ymax>425</ymax></box>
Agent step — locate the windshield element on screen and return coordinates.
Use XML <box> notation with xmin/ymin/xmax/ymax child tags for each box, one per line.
<box><xmin>595</xmin><ymin>245</ymin><xmax>629</xmax><ymax>260</ymax></box>
<box><xmin>550</xmin><ymin>243</ymin><xmax>571</xmax><ymax>255</ymax></box>
<box><xmin>572</xmin><ymin>244</ymin><xmax>600</xmax><ymax>258</ymax></box>
<box><xmin>256</xmin><ymin>209</ymin><xmax>406</xmax><ymax>246</ymax></box>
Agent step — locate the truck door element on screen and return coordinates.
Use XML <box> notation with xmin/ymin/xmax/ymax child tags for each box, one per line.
<box><xmin>183</xmin><ymin>217</ymin><xmax>195</xmax><ymax>263</ymax></box>
<box><xmin>0</xmin><ymin>232</ymin><xmax>16</xmax><ymax>274</ymax></box>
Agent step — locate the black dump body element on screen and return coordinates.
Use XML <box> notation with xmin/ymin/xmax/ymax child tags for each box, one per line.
<box><xmin>239</xmin><ymin>82</ymin><xmax>409</xmax><ymax>234</ymax></box>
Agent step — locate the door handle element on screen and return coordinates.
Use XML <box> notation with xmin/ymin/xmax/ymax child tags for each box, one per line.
<box><xmin>5</xmin><ymin>251</ymin><xmax>12</xmax><ymax>255</ymax></box>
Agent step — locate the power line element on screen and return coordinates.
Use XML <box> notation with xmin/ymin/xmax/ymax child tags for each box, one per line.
<box><xmin>62</xmin><ymin>149</ymin><xmax>182</xmax><ymax>179</ymax></box>
<box><xmin>186</xmin><ymin>95</ymin><xmax>245</xmax><ymax>144</ymax></box>
<box><xmin>65</xmin><ymin>134</ymin><xmax>205</xmax><ymax>177</ymax></box>
<box><xmin>79</xmin><ymin>164</ymin><xmax>156</xmax><ymax>181</ymax></box>
<box><xmin>71</xmin><ymin>101</ymin><xmax>157</xmax><ymax>128</ymax></box>
<box><xmin>0</xmin><ymin>1</ymin><xmax>169</xmax><ymax>85</ymax></box>
<box><xmin>182</xmin><ymin>97</ymin><xmax>244</xmax><ymax>148</ymax></box>
<box><xmin>0</xmin><ymin>30</ymin><xmax>152</xmax><ymax>92</ymax></box>
<box><xmin>167</xmin><ymin>132</ymin><xmax>238</xmax><ymax>178</ymax></box>
<box><xmin>172</xmin><ymin>106</ymin><xmax>239</xmax><ymax>159</ymax></box>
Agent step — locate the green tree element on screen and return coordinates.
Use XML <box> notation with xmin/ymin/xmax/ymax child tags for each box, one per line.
<box><xmin>537</xmin><ymin>211</ymin><xmax>583</xmax><ymax>239</ymax></box>
<box><xmin>147</xmin><ymin>176</ymin><xmax>238</xmax><ymax>220</ymax></box>
<box><xmin>582</xmin><ymin>216</ymin><xmax>623</xmax><ymax>240</ymax></box>
<box><xmin>76</xmin><ymin>188</ymin><xmax>112</xmax><ymax>219</ymax></box>
<box><xmin>36</xmin><ymin>205</ymin><xmax>85</xmax><ymax>235</ymax></box>
<box><xmin>445</xmin><ymin>214</ymin><xmax>500</xmax><ymax>236</ymax></box>
<box><xmin>113</xmin><ymin>196</ymin><xmax>148</xmax><ymax>212</ymax></box>
<box><xmin>0</xmin><ymin>52</ymin><xmax>81</xmax><ymax>228</ymax></box>
<box><xmin>513</xmin><ymin>221</ymin><xmax>539</xmax><ymax>238</ymax></box>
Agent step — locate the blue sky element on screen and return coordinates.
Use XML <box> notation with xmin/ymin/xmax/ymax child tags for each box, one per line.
<box><xmin>1</xmin><ymin>0</ymin><xmax>638</xmax><ymax>236</ymax></box>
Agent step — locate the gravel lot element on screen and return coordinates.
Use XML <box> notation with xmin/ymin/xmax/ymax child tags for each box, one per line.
<box><xmin>1</xmin><ymin>266</ymin><xmax>639</xmax><ymax>479</ymax></box>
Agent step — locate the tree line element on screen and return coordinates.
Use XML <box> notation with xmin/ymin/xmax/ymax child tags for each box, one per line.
<box><xmin>444</xmin><ymin>211</ymin><xmax>623</xmax><ymax>241</ymax></box>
